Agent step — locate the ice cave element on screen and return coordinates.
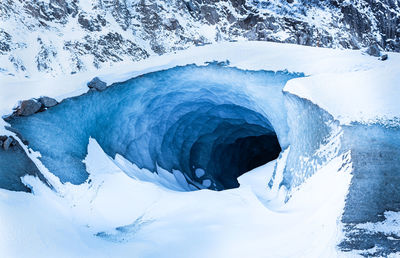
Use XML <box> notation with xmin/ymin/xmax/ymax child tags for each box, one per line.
<box><xmin>1</xmin><ymin>42</ymin><xmax>399</xmax><ymax>258</ymax></box>
<box><xmin>6</xmin><ymin>64</ymin><xmax>302</xmax><ymax>190</ymax></box>
<box><xmin>2</xmin><ymin>0</ymin><xmax>400</xmax><ymax>256</ymax></box>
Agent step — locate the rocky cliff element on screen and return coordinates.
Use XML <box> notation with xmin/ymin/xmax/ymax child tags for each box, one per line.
<box><xmin>0</xmin><ymin>0</ymin><xmax>399</xmax><ymax>78</ymax></box>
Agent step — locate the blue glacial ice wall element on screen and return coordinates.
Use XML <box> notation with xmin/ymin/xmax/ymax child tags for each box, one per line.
<box><xmin>0</xmin><ymin>139</ymin><xmax>47</xmax><ymax>192</ymax></box>
<box><xmin>8</xmin><ymin>64</ymin><xmax>303</xmax><ymax>190</ymax></box>
<box><xmin>271</xmin><ymin>92</ymin><xmax>343</xmax><ymax>191</ymax></box>
<box><xmin>339</xmin><ymin>122</ymin><xmax>400</xmax><ymax>256</ymax></box>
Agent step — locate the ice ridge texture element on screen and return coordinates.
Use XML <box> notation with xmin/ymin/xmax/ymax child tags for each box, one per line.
<box><xmin>9</xmin><ymin>64</ymin><xmax>304</xmax><ymax>190</ymax></box>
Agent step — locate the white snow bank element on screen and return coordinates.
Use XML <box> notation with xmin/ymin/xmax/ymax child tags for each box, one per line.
<box><xmin>1</xmin><ymin>41</ymin><xmax>398</xmax><ymax>125</ymax></box>
<box><xmin>0</xmin><ymin>41</ymin><xmax>397</xmax><ymax>257</ymax></box>
<box><xmin>284</xmin><ymin>64</ymin><xmax>400</xmax><ymax>125</ymax></box>
<box><xmin>0</xmin><ymin>138</ymin><xmax>352</xmax><ymax>258</ymax></box>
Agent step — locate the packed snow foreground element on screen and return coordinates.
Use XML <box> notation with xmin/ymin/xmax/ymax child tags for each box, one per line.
<box><xmin>0</xmin><ymin>42</ymin><xmax>399</xmax><ymax>257</ymax></box>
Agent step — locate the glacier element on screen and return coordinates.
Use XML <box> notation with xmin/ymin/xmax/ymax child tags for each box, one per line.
<box><xmin>7</xmin><ymin>64</ymin><xmax>302</xmax><ymax>190</ymax></box>
<box><xmin>6</xmin><ymin>63</ymin><xmax>347</xmax><ymax>195</ymax></box>
<box><xmin>0</xmin><ymin>42</ymin><xmax>400</xmax><ymax>257</ymax></box>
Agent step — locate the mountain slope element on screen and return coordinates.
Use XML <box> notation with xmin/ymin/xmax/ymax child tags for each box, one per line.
<box><xmin>0</xmin><ymin>0</ymin><xmax>399</xmax><ymax>78</ymax></box>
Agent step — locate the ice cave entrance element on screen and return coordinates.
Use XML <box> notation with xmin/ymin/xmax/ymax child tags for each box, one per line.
<box><xmin>7</xmin><ymin>64</ymin><xmax>303</xmax><ymax>191</ymax></box>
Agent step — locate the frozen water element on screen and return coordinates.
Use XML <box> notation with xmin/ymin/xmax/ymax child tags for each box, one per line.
<box><xmin>339</xmin><ymin>122</ymin><xmax>400</xmax><ymax>256</ymax></box>
<box><xmin>1</xmin><ymin>41</ymin><xmax>400</xmax><ymax>257</ymax></box>
<box><xmin>195</xmin><ymin>168</ymin><xmax>205</xmax><ymax>178</ymax></box>
<box><xmin>5</xmin><ymin>63</ymin><xmax>360</xmax><ymax>197</ymax></box>
<box><xmin>271</xmin><ymin>93</ymin><xmax>343</xmax><ymax>192</ymax></box>
<box><xmin>0</xmin><ymin>141</ymin><xmax>46</xmax><ymax>192</ymax></box>
<box><xmin>342</xmin><ymin>123</ymin><xmax>400</xmax><ymax>223</ymax></box>
<box><xmin>8</xmin><ymin>64</ymin><xmax>302</xmax><ymax>190</ymax></box>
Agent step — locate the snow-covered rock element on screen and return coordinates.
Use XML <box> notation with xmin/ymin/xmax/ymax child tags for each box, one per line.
<box><xmin>0</xmin><ymin>0</ymin><xmax>399</xmax><ymax>78</ymax></box>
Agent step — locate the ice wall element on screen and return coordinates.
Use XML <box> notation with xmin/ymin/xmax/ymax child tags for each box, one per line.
<box><xmin>0</xmin><ymin>140</ymin><xmax>47</xmax><ymax>192</ymax></box>
<box><xmin>339</xmin><ymin>122</ymin><xmax>400</xmax><ymax>256</ymax></box>
<box><xmin>269</xmin><ymin>92</ymin><xmax>343</xmax><ymax>192</ymax></box>
<box><xmin>342</xmin><ymin>123</ymin><xmax>400</xmax><ymax>223</ymax></box>
<box><xmin>7</xmin><ymin>65</ymin><xmax>302</xmax><ymax>190</ymax></box>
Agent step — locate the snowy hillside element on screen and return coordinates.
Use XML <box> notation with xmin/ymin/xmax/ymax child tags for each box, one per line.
<box><xmin>1</xmin><ymin>0</ymin><xmax>399</xmax><ymax>78</ymax></box>
<box><xmin>1</xmin><ymin>41</ymin><xmax>400</xmax><ymax>257</ymax></box>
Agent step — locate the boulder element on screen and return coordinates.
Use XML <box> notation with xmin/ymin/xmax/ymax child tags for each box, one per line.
<box><xmin>0</xmin><ymin>136</ymin><xmax>5</xmax><ymax>148</ymax></box>
<box><xmin>16</xmin><ymin>99</ymin><xmax>41</xmax><ymax>116</ymax></box>
<box><xmin>87</xmin><ymin>77</ymin><xmax>107</xmax><ymax>91</ymax></box>
<box><xmin>380</xmin><ymin>54</ymin><xmax>388</xmax><ymax>61</ymax></box>
<box><xmin>365</xmin><ymin>44</ymin><xmax>381</xmax><ymax>57</ymax></box>
<box><xmin>3</xmin><ymin>136</ymin><xmax>13</xmax><ymax>150</ymax></box>
<box><xmin>39</xmin><ymin>96</ymin><xmax>58</xmax><ymax>108</ymax></box>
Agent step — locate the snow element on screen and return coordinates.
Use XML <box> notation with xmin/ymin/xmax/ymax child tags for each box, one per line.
<box><xmin>0</xmin><ymin>138</ymin><xmax>352</xmax><ymax>258</ymax></box>
<box><xmin>1</xmin><ymin>41</ymin><xmax>399</xmax><ymax>257</ymax></box>
<box><xmin>284</xmin><ymin>64</ymin><xmax>400</xmax><ymax>125</ymax></box>
<box><xmin>356</xmin><ymin>211</ymin><xmax>400</xmax><ymax>237</ymax></box>
<box><xmin>1</xmin><ymin>41</ymin><xmax>398</xmax><ymax>125</ymax></box>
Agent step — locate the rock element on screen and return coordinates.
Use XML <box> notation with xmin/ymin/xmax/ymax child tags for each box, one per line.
<box><xmin>87</xmin><ymin>77</ymin><xmax>107</xmax><ymax>91</ymax></box>
<box><xmin>380</xmin><ymin>54</ymin><xmax>388</xmax><ymax>61</ymax></box>
<box><xmin>0</xmin><ymin>136</ymin><xmax>6</xmax><ymax>148</ymax></box>
<box><xmin>200</xmin><ymin>5</ymin><xmax>220</xmax><ymax>25</ymax></box>
<box><xmin>39</xmin><ymin>96</ymin><xmax>58</xmax><ymax>108</ymax></box>
<box><xmin>3</xmin><ymin>136</ymin><xmax>13</xmax><ymax>150</ymax></box>
<box><xmin>365</xmin><ymin>44</ymin><xmax>381</xmax><ymax>57</ymax></box>
<box><xmin>16</xmin><ymin>99</ymin><xmax>41</xmax><ymax>116</ymax></box>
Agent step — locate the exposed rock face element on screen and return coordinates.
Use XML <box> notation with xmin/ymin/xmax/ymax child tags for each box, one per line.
<box><xmin>0</xmin><ymin>136</ymin><xmax>7</xmax><ymax>148</ymax></box>
<box><xmin>16</xmin><ymin>99</ymin><xmax>42</xmax><ymax>116</ymax></box>
<box><xmin>7</xmin><ymin>97</ymin><xmax>58</xmax><ymax>118</ymax></box>
<box><xmin>0</xmin><ymin>0</ymin><xmax>399</xmax><ymax>77</ymax></box>
<box><xmin>39</xmin><ymin>96</ymin><xmax>58</xmax><ymax>108</ymax></box>
<box><xmin>365</xmin><ymin>44</ymin><xmax>381</xmax><ymax>57</ymax></box>
<box><xmin>87</xmin><ymin>77</ymin><xmax>107</xmax><ymax>91</ymax></box>
<box><xmin>2</xmin><ymin>136</ymin><xmax>13</xmax><ymax>151</ymax></box>
<box><xmin>0</xmin><ymin>136</ymin><xmax>18</xmax><ymax>151</ymax></box>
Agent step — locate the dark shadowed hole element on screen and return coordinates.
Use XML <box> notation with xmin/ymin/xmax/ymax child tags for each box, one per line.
<box><xmin>213</xmin><ymin>134</ymin><xmax>281</xmax><ymax>189</ymax></box>
<box><xmin>189</xmin><ymin>118</ymin><xmax>282</xmax><ymax>190</ymax></box>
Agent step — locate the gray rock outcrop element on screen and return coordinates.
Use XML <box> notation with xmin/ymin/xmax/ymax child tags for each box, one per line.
<box><xmin>380</xmin><ymin>54</ymin><xmax>388</xmax><ymax>61</ymax></box>
<box><xmin>16</xmin><ymin>99</ymin><xmax>41</xmax><ymax>116</ymax></box>
<box><xmin>39</xmin><ymin>96</ymin><xmax>58</xmax><ymax>108</ymax></box>
<box><xmin>365</xmin><ymin>44</ymin><xmax>381</xmax><ymax>57</ymax></box>
<box><xmin>0</xmin><ymin>0</ymin><xmax>399</xmax><ymax>77</ymax></box>
<box><xmin>0</xmin><ymin>136</ymin><xmax>16</xmax><ymax>151</ymax></box>
<box><xmin>87</xmin><ymin>77</ymin><xmax>107</xmax><ymax>91</ymax></box>
<box><xmin>2</xmin><ymin>136</ymin><xmax>13</xmax><ymax>150</ymax></box>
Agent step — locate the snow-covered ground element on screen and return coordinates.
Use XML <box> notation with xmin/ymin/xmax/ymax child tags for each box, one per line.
<box><xmin>1</xmin><ymin>41</ymin><xmax>398</xmax><ymax>126</ymax></box>
<box><xmin>1</xmin><ymin>42</ymin><xmax>399</xmax><ymax>257</ymax></box>
<box><xmin>0</xmin><ymin>138</ymin><xmax>352</xmax><ymax>258</ymax></box>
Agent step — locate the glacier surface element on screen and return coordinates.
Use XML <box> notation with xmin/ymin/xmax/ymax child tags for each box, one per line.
<box><xmin>1</xmin><ymin>42</ymin><xmax>400</xmax><ymax>257</ymax></box>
